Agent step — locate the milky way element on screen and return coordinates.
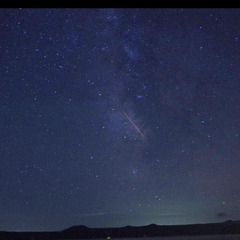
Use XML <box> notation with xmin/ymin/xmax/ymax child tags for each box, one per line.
<box><xmin>0</xmin><ymin>8</ymin><xmax>240</xmax><ymax>231</ymax></box>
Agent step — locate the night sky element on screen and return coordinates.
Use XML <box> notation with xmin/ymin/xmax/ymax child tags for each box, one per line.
<box><xmin>1</xmin><ymin>8</ymin><xmax>240</xmax><ymax>232</ymax></box>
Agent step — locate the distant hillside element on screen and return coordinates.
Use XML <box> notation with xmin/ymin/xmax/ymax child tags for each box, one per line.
<box><xmin>60</xmin><ymin>220</ymin><xmax>240</xmax><ymax>238</ymax></box>
<box><xmin>1</xmin><ymin>220</ymin><xmax>240</xmax><ymax>240</ymax></box>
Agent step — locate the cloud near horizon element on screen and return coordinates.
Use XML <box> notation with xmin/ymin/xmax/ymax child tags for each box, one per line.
<box><xmin>216</xmin><ymin>212</ymin><xmax>229</xmax><ymax>218</ymax></box>
<box><xmin>79</xmin><ymin>211</ymin><xmax>186</xmax><ymax>219</ymax></box>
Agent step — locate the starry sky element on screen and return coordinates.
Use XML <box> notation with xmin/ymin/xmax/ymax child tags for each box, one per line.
<box><xmin>1</xmin><ymin>8</ymin><xmax>240</xmax><ymax>232</ymax></box>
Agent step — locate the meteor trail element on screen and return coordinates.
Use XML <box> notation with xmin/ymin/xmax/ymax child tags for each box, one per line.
<box><xmin>123</xmin><ymin>111</ymin><xmax>144</xmax><ymax>137</ymax></box>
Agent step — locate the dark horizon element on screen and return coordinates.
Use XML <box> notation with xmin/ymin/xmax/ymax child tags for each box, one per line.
<box><xmin>1</xmin><ymin>220</ymin><xmax>240</xmax><ymax>240</ymax></box>
<box><xmin>2</xmin><ymin>219</ymin><xmax>240</xmax><ymax>233</ymax></box>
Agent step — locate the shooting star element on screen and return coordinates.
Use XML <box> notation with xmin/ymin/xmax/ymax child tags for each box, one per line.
<box><xmin>123</xmin><ymin>111</ymin><xmax>144</xmax><ymax>137</ymax></box>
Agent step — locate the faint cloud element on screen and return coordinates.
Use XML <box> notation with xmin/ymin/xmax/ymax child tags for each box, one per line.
<box><xmin>80</xmin><ymin>212</ymin><xmax>124</xmax><ymax>218</ymax></box>
<box><xmin>216</xmin><ymin>212</ymin><xmax>229</xmax><ymax>218</ymax></box>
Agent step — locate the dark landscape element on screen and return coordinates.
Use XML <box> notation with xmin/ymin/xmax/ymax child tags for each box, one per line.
<box><xmin>1</xmin><ymin>220</ymin><xmax>240</xmax><ymax>240</ymax></box>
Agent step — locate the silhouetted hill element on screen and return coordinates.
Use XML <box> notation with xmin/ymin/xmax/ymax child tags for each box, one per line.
<box><xmin>1</xmin><ymin>220</ymin><xmax>240</xmax><ymax>240</ymax></box>
<box><xmin>221</xmin><ymin>220</ymin><xmax>240</xmax><ymax>234</ymax></box>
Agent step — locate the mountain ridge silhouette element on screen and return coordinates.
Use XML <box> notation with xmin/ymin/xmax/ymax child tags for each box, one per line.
<box><xmin>1</xmin><ymin>220</ymin><xmax>240</xmax><ymax>240</ymax></box>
